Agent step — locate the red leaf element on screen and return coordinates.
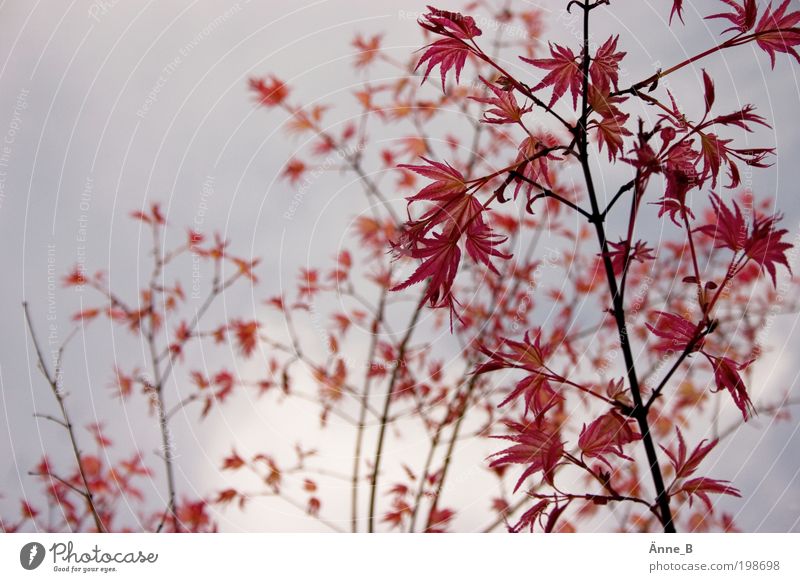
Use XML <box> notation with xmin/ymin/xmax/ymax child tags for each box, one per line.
<box><xmin>593</xmin><ymin>112</ymin><xmax>632</xmax><ymax>161</ymax></box>
<box><xmin>352</xmin><ymin>34</ymin><xmax>382</xmax><ymax>69</ymax></box>
<box><xmin>415</xmin><ymin>38</ymin><xmax>473</xmax><ymax>92</ymax></box>
<box><xmin>675</xmin><ymin>477</ymin><xmax>741</xmax><ymax>511</ymax></box>
<box><xmin>62</xmin><ymin>266</ymin><xmax>88</xmax><ymax>287</ymax></box>
<box><xmin>509</xmin><ymin>499</ymin><xmax>549</xmax><ymax>533</ymax></box>
<box><xmin>696</xmin><ymin>193</ymin><xmax>748</xmax><ymax>251</ymax></box>
<box><xmin>470</xmin><ymin>77</ymin><xmax>533</xmax><ymax>124</ymax></box>
<box><xmin>702</xmin><ymin>69</ymin><xmax>715</xmax><ymax>113</ymax></box>
<box><xmin>511</xmin><ymin>134</ymin><xmax>560</xmax><ymax>198</ymax></box>
<box><xmin>661</xmin><ymin>427</ymin><xmax>718</xmax><ymax>481</ymax></box>
<box><xmin>646</xmin><ymin>311</ymin><xmax>702</xmax><ymax>353</ymax></box>
<box><xmin>602</xmin><ymin>239</ymin><xmax>655</xmax><ymax>276</ymax></box>
<box><xmin>216</xmin><ymin>489</ymin><xmax>238</xmax><ymax>506</ymax></box>
<box><xmin>522</xmin><ymin>43</ymin><xmax>583</xmax><ymax>108</ymax></box>
<box><xmin>670</xmin><ymin>0</ymin><xmax>685</xmax><ymax>24</ymax></box>
<box><xmin>476</xmin><ymin>331</ymin><xmax>547</xmax><ymax>374</ymax></box>
<box><xmin>705</xmin><ymin>354</ymin><xmax>755</xmax><ymax>420</ymax></box>
<box><xmin>231</xmin><ymin>320</ymin><xmax>259</xmax><ymax>358</ymax></box>
<box><xmin>222</xmin><ymin>450</ymin><xmax>245</xmax><ymax>471</ymax></box>
<box><xmin>307</xmin><ymin>497</ymin><xmax>321</xmax><ymax>517</ymax></box>
<box><xmin>391</xmin><ymin>231</ymin><xmax>461</xmax><ymax>317</ymax></box>
<box><xmin>464</xmin><ymin>218</ymin><xmax>511</xmax><ymax>275</ymax></box>
<box><xmin>707</xmin><ymin>0</ymin><xmax>758</xmax><ymax>34</ymax></box>
<box><xmin>658</xmin><ymin>141</ymin><xmax>701</xmax><ymax>224</ymax></box>
<box><xmin>490</xmin><ymin>420</ymin><xmax>563</xmax><ymax>491</ymax></box>
<box><xmin>418</xmin><ymin>6</ymin><xmax>482</xmax><ymax>39</ymax></box>
<box><xmin>745</xmin><ymin>212</ymin><xmax>793</xmax><ymax>287</ymax></box>
<box><xmin>590</xmin><ymin>36</ymin><xmax>626</xmax><ymax>93</ymax></box>
<box><xmin>578</xmin><ymin>410</ymin><xmax>641</xmax><ymax>467</ymax></box>
<box><xmin>755</xmin><ymin>0</ymin><xmax>800</xmax><ymax>68</ymax></box>
<box><xmin>500</xmin><ymin>375</ymin><xmax>562</xmax><ymax>418</ymax></box>
<box><xmin>426</xmin><ymin>507</ymin><xmax>455</xmax><ymax>533</ymax></box>
<box><xmin>249</xmin><ymin>76</ymin><xmax>290</xmax><ymax>108</ymax></box>
<box><xmin>399</xmin><ymin>157</ymin><xmax>467</xmax><ymax>202</ymax></box>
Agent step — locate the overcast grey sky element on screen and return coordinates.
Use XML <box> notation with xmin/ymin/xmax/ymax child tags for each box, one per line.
<box><xmin>1</xmin><ymin>0</ymin><xmax>800</xmax><ymax>532</ymax></box>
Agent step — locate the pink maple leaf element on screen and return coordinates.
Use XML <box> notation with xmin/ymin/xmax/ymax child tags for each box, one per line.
<box><xmin>490</xmin><ymin>420</ymin><xmax>564</xmax><ymax>491</ymax></box>
<box><xmin>522</xmin><ymin>43</ymin><xmax>583</xmax><ymax>108</ymax></box>
<box><xmin>755</xmin><ymin>0</ymin><xmax>800</xmax><ymax>67</ymax></box>
<box><xmin>414</xmin><ymin>6</ymin><xmax>482</xmax><ymax>92</ymax></box>
<box><xmin>675</xmin><ymin>477</ymin><xmax>741</xmax><ymax>511</ymax></box>
<box><xmin>661</xmin><ymin>427</ymin><xmax>718</xmax><ymax>482</ymax></box>
<box><xmin>399</xmin><ymin>157</ymin><xmax>467</xmax><ymax>202</ymax></box>
<box><xmin>415</xmin><ymin>38</ymin><xmax>474</xmax><ymax>92</ymax></box>
<box><xmin>704</xmin><ymin>354</ymin><xmax>755</xmax><ymax>420</ymax></box>
<box><xmin>670</xmin><ymin>0</ymin><xmax>685</xmax><ymax>24</ymax></box>
<box><xmin>707</xmin><ymin>0</ymin><xmax>758</xmax><ymax>34</ymax></box>
<box><xmin>590</xmin><ymin>36</ymin><xmax>626</xmax><ymax>93</ymax></box>
<box><xmin>470</xmin><ymin>77</ymin><xmax>533</xmax><ymax>125</ymax></box>
<box><xmin>646</xmin><ymin>311</ymin><xmax>702</xmax><ymax>353</ymax></box>
<box><xmin>696</xmin><ymin>193</ymin><xmax>748</xmax><ymax>252</ymax></box>
<box><xmin>593</xmin><ymin>111</ymin><xmax>633</xmax><ymax>161</ymax></box>
<box><xmin>418</xmin><ymin>6</ymin><xmax>482</xmax><ymax>40</ymax></box>
<box><xmin>745</xmin><ymin>212</ymin><xmax>793</xmax><ymax>287</ymax></box>
<box><xmin>578</xmin><ymin>410</ymin><xmax>641</xmax><ymax>467</ymax></box>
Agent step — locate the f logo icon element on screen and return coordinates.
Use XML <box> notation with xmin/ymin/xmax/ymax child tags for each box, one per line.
<box><xmin>19</xmin><ymin>542</ymin><xmax>46</xmax><ymax>570</ymax></box>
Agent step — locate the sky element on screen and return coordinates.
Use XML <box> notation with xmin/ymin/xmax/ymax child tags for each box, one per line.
<box><xmin>1</xmin><ymin>0</ymin><xmax>799</xmax><ymax>532</ymax></box>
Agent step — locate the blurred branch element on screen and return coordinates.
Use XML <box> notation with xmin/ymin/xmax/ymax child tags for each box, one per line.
<box><xmin>23</xmin><ymin>301</ymin><xmax>106</xmax><ymax>533</ymax></box>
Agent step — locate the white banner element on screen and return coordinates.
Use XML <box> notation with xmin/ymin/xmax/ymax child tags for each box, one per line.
<box><xmin>1</xmin><ymin>533</ymin><xmax>798</xmax><ymax>580</ymax></box>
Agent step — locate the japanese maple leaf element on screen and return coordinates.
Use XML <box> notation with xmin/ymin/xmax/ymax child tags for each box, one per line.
<box><xmin>696</xmin><ymin>193</ymin><xmax>748</xmax><ymax>252</ymax></box>
<box><xmin>708</xmin><ymin>104</ymin><xmax>769</xmax><ymax>132</ymax></box>
<box><xmin>674</xmin><ymin>477</ymin><xmax>741</xmax><ymax>511</ymax></box>
<box><xmin>249</xmin><ymin>76</ymin><xmax>289</xmax><ymax>108</ymax></box>
<box><xmin>593</xmin><ymin>111</ymin><xmax>632</xmax><ymax>161</ymax></box>
<box><xmin>578</xmin><ymin>410</ymin><xmax>641</xmax><ymax>468</ymax></box>
<box><xmin>659</xmin><ymin>141</ymin><xmax>701</xmax><ymax>224</ymax></box>
<box><xmin>603</xmin><ymin>239</ymin><xmax>656</xmax><ymax>276</ymax></box>
<box><xmin>476</xmin><ymin>331</ymin><xmax>548</xmax><ymax>374</ymax></box>
<box><xmin>588</xmin><ymin>85</ymin><xmax>628</xmax><ymax>120</ymax></box>
<box><xmin>464</xmin><ymin>218</ymin><xmax>512</xmax><ymax>275</ymax></box>
<box><xmin>704</xmin><ymin>354</ymin><xmax>755</xmax><ymax>420</ymax></box>
<box><xmin>511</xmin><ymin>134</ymin><xmax>559</xmax><ymax>198</ymax></box>
<box><xmin>701</xmin><ymin>69</ymin><xmax>715</xmax><ymax>114</ymax></box>
<box><xmin>231</xmin><ymin>320</ymin><xmax>259</xmax><ymax>358</ymax></box>
<box><xmin>706</xmin><ymin>0</ymin><xmax>758</xmax><ymax>34</ymax></box>
<box><xmin>469</xmin><ymin>77</ymin><xmax>533</xmax><ymax>124</ymax></box>
<box><xmin>390</xmin><ymin>230</ymin><xmax>462</xmax><ymax>317</ymax></box>
<box><xmin>490</xmin><ymin>420</ymin><xmax>564</xmax><ymax>491</ymax></box>
<box><xmin>415</xmin><ymin>7</ymin><xmax>482</xmax><ymax>92</ymax></box>
<box><xmin>352</xmin><ymin>34</ymin><xmax>382</xmax><ymax>69</ymax></box>
<box><xmin>426</xmin><ymin>508</ymin><xmax>455</xmax><ymax>533</ymax></box>
<box><xmin>745</xmin><ymin>212</ymin><xmax>793</xmax><ymax>286</ymax></box>
<box><xmin>416</xmin><ymin>37</ymin><xmax>474</xmax><ymax>92</ymax></box>
<box><xmin>500</xmin><ymin>375</ymin><xmax>562</xmax><ymax>418</ymax></box>
<box><xmin>522</xmin><ymin>43</ymin><xmax>583</xmax><ymax>108</ymax></box>
<box><xmin>590</xmin><ymin>36</ymin><xmax>626</xmax><ymax>93</ymax></box>
<box><xmin>62</xmin><ymin>265</ymin><xmax>88</xmax><ymax>287</ymax></box>
<box><xmin>755</xmin><ymin>0</ymin><xmax>800</xmax><ymax>67</ymax></box>
<box><xmin>418</xmin><ymin>5</ymin><xmax>482</xmax><ymax>39</ymax></box>
<box><xmin>399</xmin><ymin>157</ymin><xmax>467</xmax><ymax>201</ymax></box>
<box><xmin>646</xmin><ymin>311</ymin><xmax>702</xmax><ymax>353</ymax></box>
<box><xmin>661</xmin><ymin>428</ymin><xmax>718</xmax><ymax>482</ymax></box>
<box><xmin>282</xmin><ymin>159</ymin><xmax>306</xmax><ymax>184</ymax></box>
<box><xmin>696</xmin><ymin>131</ymin><xmax>768</xmax><ymax>189</ymax></box>
<box><xmin>509</xmin><ymin>499</ymin><xmax>549</xmax><ymax>533</ymax></box>
<box><xmin>670</xmin><ymin>0</ymin><xmax>685</xmax><ymax>24</ymax></box>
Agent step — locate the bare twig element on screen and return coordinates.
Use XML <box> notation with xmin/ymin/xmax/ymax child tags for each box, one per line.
<box><xmin>23</xmin><ymin>302</ymin><xmax>106</xmax><ymax>532</ymax></box>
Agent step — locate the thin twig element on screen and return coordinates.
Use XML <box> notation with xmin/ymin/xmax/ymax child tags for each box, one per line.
<box><xmin>23</xmin><ymin>302</ymin><xmax>106</xmax><ymax>533</ymax></box>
